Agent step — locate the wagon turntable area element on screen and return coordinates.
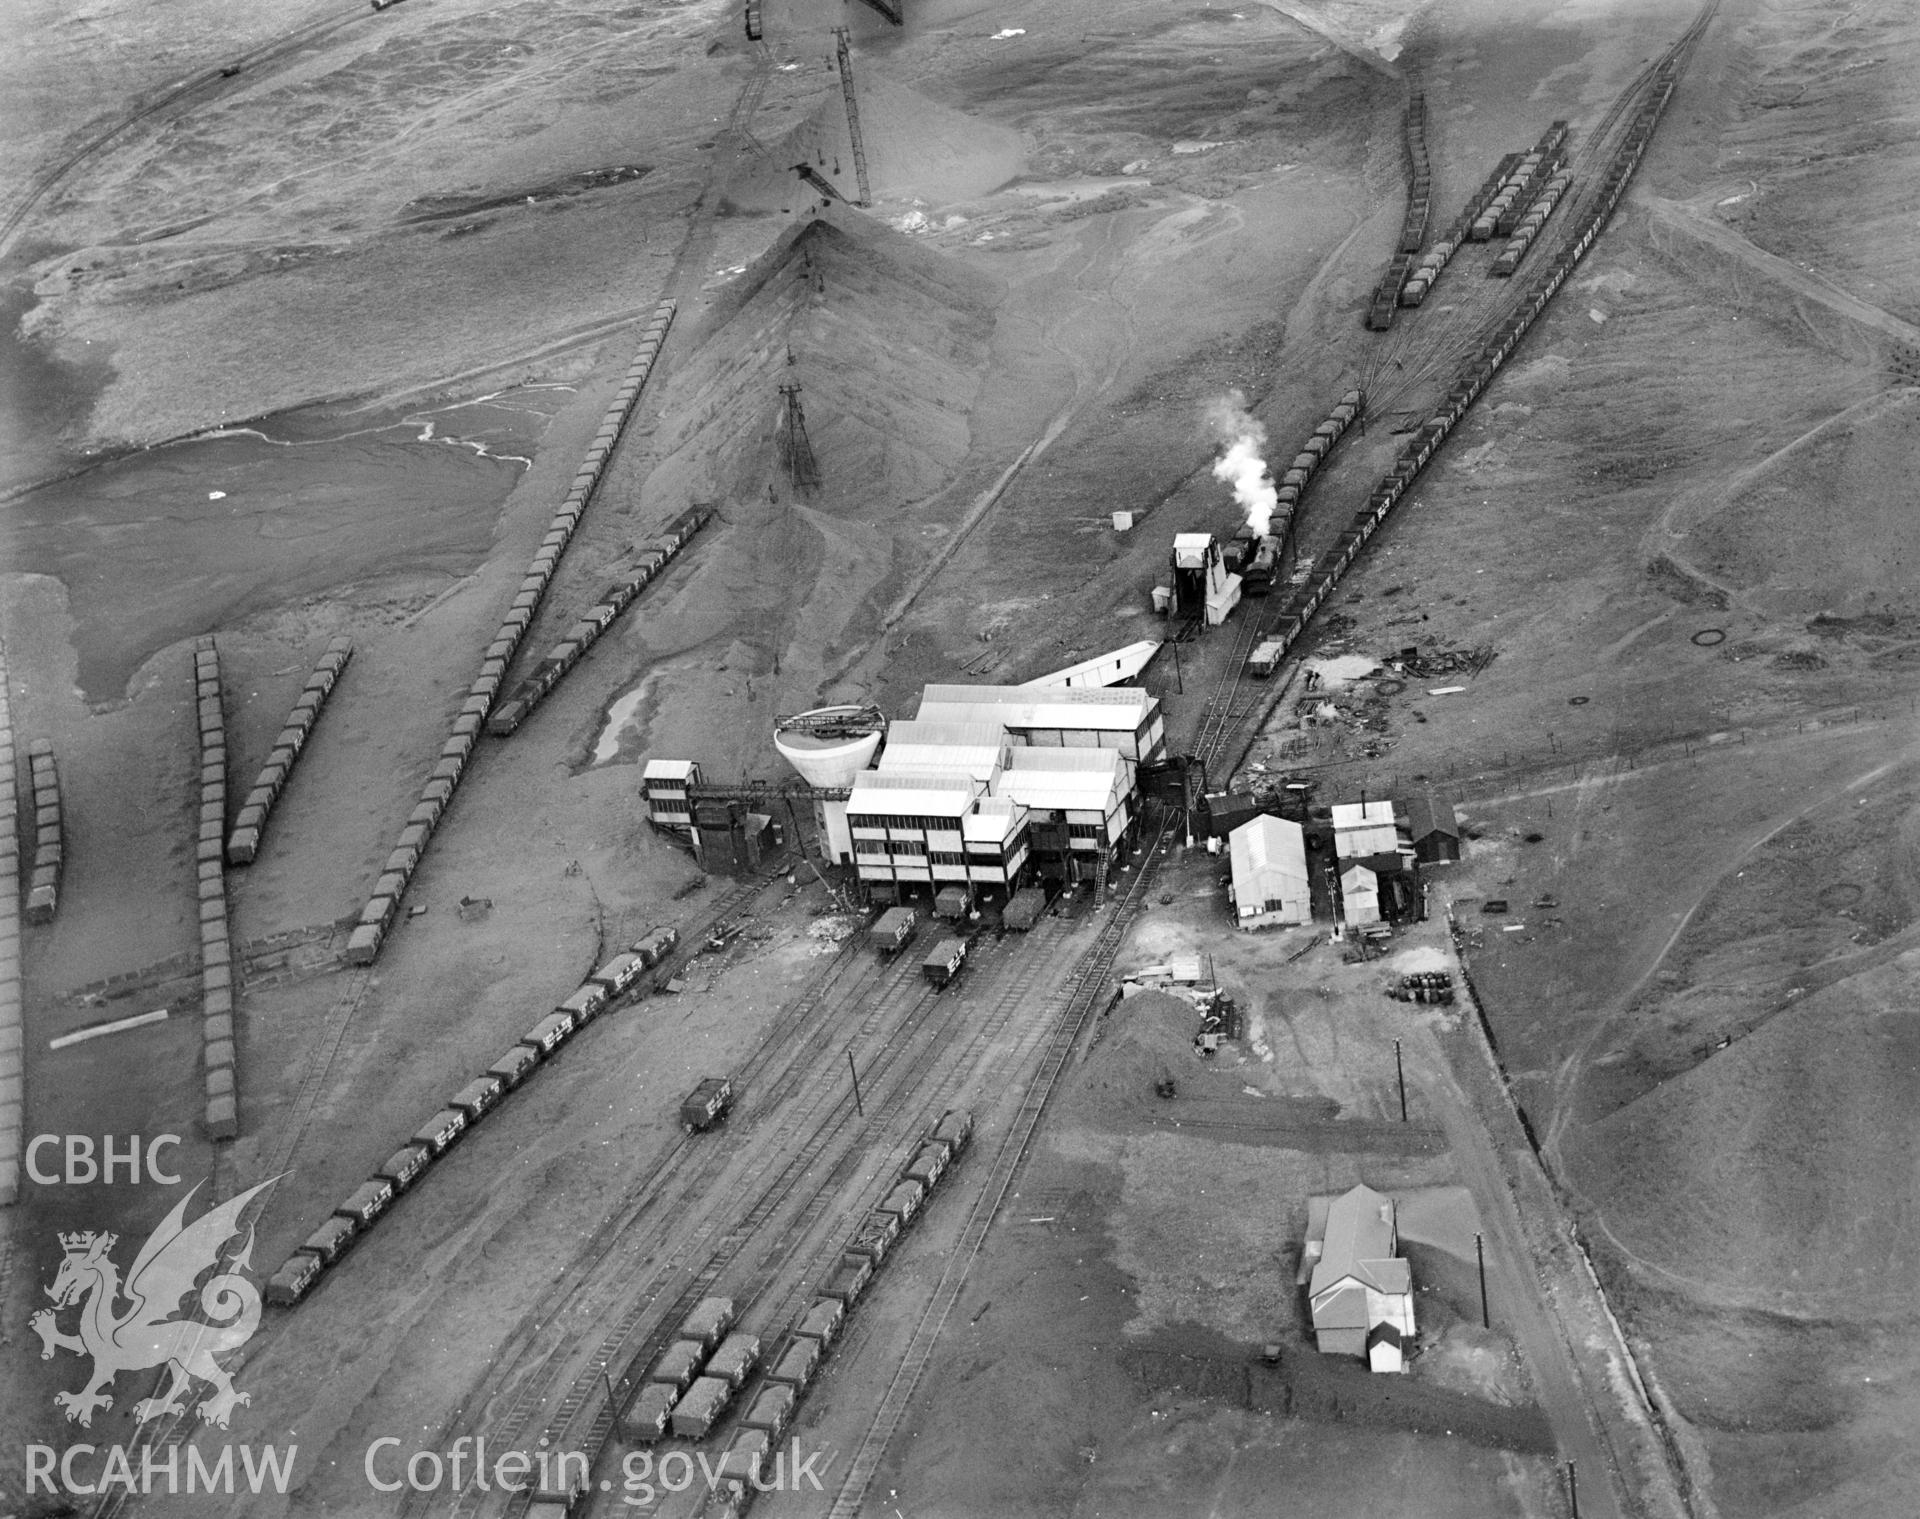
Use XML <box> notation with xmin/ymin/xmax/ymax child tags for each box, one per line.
<box><xmin>9</xmin><ymin>2</ymin><xmax>1920</xmax><ymax>1518</ymax></box>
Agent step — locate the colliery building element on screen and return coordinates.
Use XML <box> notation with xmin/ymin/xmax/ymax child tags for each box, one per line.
<box><xmin>648</xmin><ymin>682</ymin><xmax>1161</xmax><ymax>903</ymax></box>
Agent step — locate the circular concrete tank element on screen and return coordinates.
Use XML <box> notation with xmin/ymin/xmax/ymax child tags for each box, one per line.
<box><xmin>774</xmin><ymin>708</ymin><xmax>884</xmax><ymax>788</ymax></box>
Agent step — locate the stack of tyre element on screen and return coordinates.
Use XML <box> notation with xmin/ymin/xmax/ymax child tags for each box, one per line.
<box><xmin>486</xmin><ymin>506</ymin><xmax>710</xmax><ymax>738</ymax></box>
<box><xmin>1272</xmin><ymin>389</ymin><xmax>1365</xmax><ymax>533</ymax></box>
<box><xmin>0</xmin><ymin>661</ymin><xmax>21</xmax><ymax>1202</ymax></box>
<box><xmin>266</xmin><ymin>937</ymin><xmax>666</xmax><ymax>1305</ymax></box>
<box><xmin>705</xmin><ymin>1110</ymin><xmax>974</xmax><ymax>1511</ymax></box>
<box><xmin>191</xmin><ymin>638</ymin><xmax>241</xmax><ymax>1141</ymax></box>
<box><xmin>226</xmin><ymin>637</ymin><xmax>352</xmax><ymax>866</ymax></box>
<box><xmin>23</xmin><ymin>741</ymin><xmax>61</xmax><ymax>924</ymax></box>
<box><xmin>347</xmin><ymin>301</ymin><xmax>678</xmax><ymax>965</ymax></box>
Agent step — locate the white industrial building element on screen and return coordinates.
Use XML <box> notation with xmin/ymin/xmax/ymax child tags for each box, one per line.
<box><xmin>649</xmin><ymin>681</ymin><xmax>1161</xmax><ymax>902</ymax></box>
<box><xmin>827</xmin><ymin>684</ymin><xmax>1156</xmax><ymax>901</ymax></box>
<box><xmin>915</xmin><ymin>684</ymin><xmax>1166</xmax><ymax>764</ymax></box>
<box><xmin>1226</xmin><ymin>815</ymin><xmax>1310</xmax><ymax>929</ymax></box>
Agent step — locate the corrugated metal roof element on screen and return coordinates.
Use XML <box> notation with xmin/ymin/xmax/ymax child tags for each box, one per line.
<box><xmin>1228</xmin><ymin>815</ymin><xmax>1309</xmax><ymax>891</ymax></box>
<box><xmin>1021</xmin><ymin>640</ymin><xmax>1161</xmax><ymax>689</ymax></box>
<box><xmin>1405</xmin><ymin>793</ymin><xmax>1459</xmax><ymax>840</ymax></box>
<box><xmin>1309</xmin><ymin>1185</ymin><xmax>1406</xmax><ymax>1301</ymax></box>
<box><xmin>642</xmin><ymin>759</ymin><xmax>696</xmax><ymax>780</ymax></box>
<box><xmin>996</xmin><ymin>747</ymin><xmax>1130</xmax><ymax>810</ymax></box>
<box><xmin>877</xmin><ymin>725</ymin><xmax>1006</xmax><ymax>782</ymax></box>
<box><xmin>847</xmin><ymin>771</ymin><xmax>979</xmax><ymax>817</ymax></box>
<box><xmin>918</xmin><ymin>683</ymin><xmax>1155</xmax><ymax>727</ymax></box>
<box><xmin>1330</xmin><ymin>800</ymin><xmax>1396</xmax><ymax>829</ymax></box>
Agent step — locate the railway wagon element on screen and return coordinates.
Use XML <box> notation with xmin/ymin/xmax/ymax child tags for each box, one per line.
<box><xmin>743</xmin><ymin>1381</ymin><xmax>797</xmax><ymax>1440</ymax></box>
<box><xmin>633</xmin><ymin>925</ymin><xmax>680</xmax><ymax>968</ymax></box>
<box><xmin>869</xmin><ymin>906</ymin><xmax>917</xmax><ymax>954</ymax></box>
<box><xmin>588</xmin><ymin>950</ymin><xmax>647</xmax><ymax>998</ymax></box>
<box><xmin>678</xmin><ymin>1295</ymin><xmax>739</xmax><ymax>1352</ymax></box>
<box><xmin>822</xmin><ymin>1253</ymin><xmax>874</xmax><ymax>1307</ymax></box>
<box><xmin>334</xmin><ymin>1178</ymin><xmax>394</xmax><ymax>1228</ymax></box>
<box><xmin>521</xmin><ymin>1009</ymin><xmax>575</xmax><ymax>1057</ymax></box>
<box><xmin>718</xmin><ymin>1431</ymin><xmax>772</xmax><ymax>1503</ymax></box>
<box><xmin>765</xmin><ymin>1335</ymin><xmax>823</xmax><ymax>1393</ymax></box>
<box><xmin>556</xmin><ymin>983</ymin><xmax>610</xmax><ymax>1027</ymax></box>
<box><xmin>846</xmin><ymin>1210</ymin><xmax>900</xmax><ymax>1265</ymax></box>
<box><xmin>1245</xmin><ymin>638</ymin><xmax>1286</xmax><ymax>680</ymax></box>
<box><xmin>922</xmin><ymin>936</ymin><xmax>967</xmax><ymax>989</ymax></box>
<box><xmin>300</xmin><ymin>1214</ymin><xmax>356</xmax><ymax>1266</ymax></box>
<box><xmin>487</xmin><ymin>1044</ymin><xmax>541</xmax><ymax>1090</ymax></box>
<box><xmin>412</xmin><ymin>1106</ymin><xmax>468</xmax><ymax>1155</ymax></box>
<box><xmin>932</xmin><ymin>1108</ymin><xmax>974</xmax><ymax>1156</ymax></box>
<box><xmin>377</xmin><ymin>1141</ymin><xmax>432</xmax><ymax>1192</ymax></box>
<box><xmin>877</xmin><ymin>1179</ymin><xmax>926</xmax><ymax>1228</ymax></box>
<box><xmin>934</xmin><ymin>885</ymin><xmax>969</xmax><ymax>920</ymax></box>
<box><xmin>648</xmin><ymin>1338</ymin><xmax>708</xmax><ymax>1394</ymax></box>
<box><xmin>622</xmin><ymin>1382</ymin><xmax>676</xmax><ymax>1443</ymax></box>
<box><xmin>265</xmin><ymin>1251</ymin><xmax>323</xmax><ymax>1307</ymax></box>
<box><xmin>449</xmin><ymin>1075</ymin><xmax>505</xmax><ymax>1124</ymax></box>
<box><xmin>1002</xmin><ymin>887</ymin><xmax>1048</xmax><ymax>932</ymax></box>
<box><xmin>706</xmin><ymin>1332</ymin><xmax>762</xmax><ymax>1389</ymax></box>
<box><xmin>682</xmin><ymin>1075</ymin><xmax>734</xmax><ymax>1133</ymax></box>
<box><xmin>903</xmin><ymin>1141</ymin><xmax>948</xmax><ymax>1192</ymax></box>
<box><xmin>670</xmin><ymin>1375</ymin><xmax>735</xmax><ymax>1440</ymax></box>
<box><xmin>795</xmin><ymin>1296</ymin><xmax>845</xmax><ymax>1350</ymax></box>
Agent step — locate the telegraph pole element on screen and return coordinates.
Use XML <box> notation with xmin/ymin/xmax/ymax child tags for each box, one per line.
<box><xmin>1476</xmin><ymin>1232</ymin><xmax>1489</xmax><ymax>1328</ymax></box>
<box><xmin>1393</xmin><ymin>1038</ymin><xmax>1407</xmax><ymax>1121</ymax></box>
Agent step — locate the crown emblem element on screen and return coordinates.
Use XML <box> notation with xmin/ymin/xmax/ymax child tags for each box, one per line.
<box><xmin>59</xmin><ymin>1231</ymin><xmax>112</xmax><ymax>1254</ymax></box>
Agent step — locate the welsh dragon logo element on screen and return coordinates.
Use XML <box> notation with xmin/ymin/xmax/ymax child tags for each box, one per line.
<box><xmin>30</xmin><ymin>1176</ymin><xmax>278</xmax><ymax>1429</ymax></box>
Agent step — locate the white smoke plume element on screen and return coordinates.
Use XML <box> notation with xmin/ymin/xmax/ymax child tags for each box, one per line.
<box><xmin>1205</xmin><ymin>389</ymin><xmax>1278</xmax><ymax>537</ymax></box>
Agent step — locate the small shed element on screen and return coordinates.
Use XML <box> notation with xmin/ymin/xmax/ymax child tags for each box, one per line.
<box><xmin>1339</xmin><ymin>863</ymin><xmax>1381</xmax><ymax>928</ymax></box>
<box><xmin>1404</xmin><ymin>793</ymin><xmax>1462</xmax><ymax>863</ymax></box>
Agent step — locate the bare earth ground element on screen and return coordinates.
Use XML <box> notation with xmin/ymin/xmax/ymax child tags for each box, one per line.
<box><xmin>6</xmin><ymin>0</ymin><xmax>1920</xmax><ymax>1517</ymax></box>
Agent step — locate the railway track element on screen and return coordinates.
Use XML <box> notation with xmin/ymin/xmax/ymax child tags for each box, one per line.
<box><xmin>410</xmin><ymin>926</ymin><xmax>913</xmax><ymax>1518</ymax></box>
<box><xmin>1193</xmin><ymin>1</ymin><xmax>1719</xmax><ymax>795</ymax></box>
<box><xmin>450</xmin><ymin>919</ymin><xmax>1083</xmax><ymax>1519</ymax></box>
<box><xmin>0</xmin><ymin>4</ymin><xmax>368</xmax><ymax>263</ymax></box>
<box><xmin>827</xmin><ymin>814</ymin><xmax>1177</xmax><ymax>1519</ymax></box>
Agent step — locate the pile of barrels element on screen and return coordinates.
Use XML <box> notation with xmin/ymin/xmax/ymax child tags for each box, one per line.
<box><xmin>486</xmin><ymin>505</ymin><xmax>711</xmax><ymax>738</ymax></box>
<box><xmin>0</xmin><ymin>658</ymin><xmax>21</xmax><ymax>1202</ymax></box>
<box><xmin>23</xmin><ymin>742</ymin><xmax>61</xmax><ymax>924</ymax></box>
<box><xmin>347</xmin><ymin>298</ymin><xmax>678</xmax><ymax>965</ymax></box>
<box><xmin>1273</xmin><ymin>389</ymin><xmax>1366</xmax><ymax>538</ymax></box>
<box><xmin>1491</xmin><ymin>169</ymin><xmax>1573</xmax><ymax>277</ymax></box>
<box><xmin>1388</xmin><ymin>970</ymin><xmax>1455</xmax><ymax>1005</ymax></box>
<box><xmin>226</xmin><ymin>637</ymin><xmax>352</xmax><ymax>866</ymax></box>
<box><xmin>192</xmin><ymin>637</ymin><xmax>241</xmax><ymax>1141</ymax></box>
<box><xmin>267</xmin><ymin>929</ymin><xmax>679</xmax><ymax>1306</ymax></box>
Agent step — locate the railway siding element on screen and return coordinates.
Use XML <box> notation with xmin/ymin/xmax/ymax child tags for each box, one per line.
<box><xmin>346</xmin><ymin>299</ymin><xmax>679</xmax><ymax>965</ymax></box>
<box><xmin>0</xmin><ymin>648</ymin><xmax>20</xmax><ymax>1203</ymax></box>
<box><xmin>193</xmin><ymin>637</ymin><xmax>241</xmax><ymax>1142</ymax></box>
